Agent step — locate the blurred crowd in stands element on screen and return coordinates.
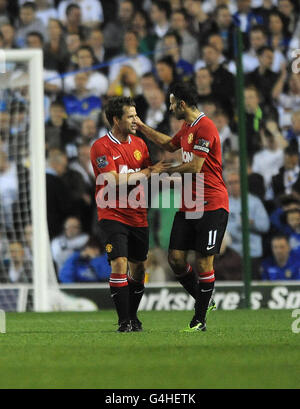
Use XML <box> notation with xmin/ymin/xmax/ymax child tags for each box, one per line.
<box><xmin>0</xmin><ymin>0</ymin><xmax>300</xmax><ymax>284</ymax></box>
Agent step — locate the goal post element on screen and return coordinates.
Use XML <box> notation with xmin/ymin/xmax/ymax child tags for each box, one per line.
<box><xmin>2</xmin><ymin>49</ymin><xmax>48</xmax><ymax>311</ymax></box>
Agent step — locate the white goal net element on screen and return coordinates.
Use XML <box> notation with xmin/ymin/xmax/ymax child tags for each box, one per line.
<box><xmin>0</xmin><ymin>50</ymin><xmax>97</xmax><ymax>312</ymax></box>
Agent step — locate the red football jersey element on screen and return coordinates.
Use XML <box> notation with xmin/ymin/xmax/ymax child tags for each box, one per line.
<box><xmin>90</xmin><ymin>132</ymin><xmax>151</xmax><ymax>227</ymax></box>
<box><xmin>171</xmin><ymin>113</ymin><xmax>229</xmax><ymax>213</ymax></box>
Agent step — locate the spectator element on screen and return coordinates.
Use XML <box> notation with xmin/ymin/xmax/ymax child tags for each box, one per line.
<box><xmin>261</xmin><ymin>235</ymin><xmax>300</xmax><ymax>280</ymax></box>
<box><xmin>150</xmin><ymin>0</ymin><xmax>171</xmax><ymax>41</ymax></box>
<box><xmin>252</xmin><ymin>120</ymin><xmax>286</xmax><ymax>199</ymax></box>
<box><xmin>69</xmin><ymin>143</ymin><xmax>95</xmax><ymax>188</ymax></box>
<box><xmin>65</xmin><ymin>32</ymin><xmax>82</xmax><ymax>71</ymax></box>
<box><xmin>155</xmin><ymin>56</ymin><xmax>178</xmax><ymax>97</ymax></box>
<box><xmin>107</xmin><ymin>65</ymin><xmax>141</xmax><ymax>98</ymax></box>
<box><xmin>51</xmin><ymin>215</ymin><xmax>89</xmax><ymax>271</ymax></box>
<box><xmin>0</xmin><ymin>150</ymin><xmax>18</xmax><ymax>230</ymax></box>
<box><xmin>226</xmin><ymin>169</ymin><xmax>270</xmax><ymax>279</ymax></box>
<box><xmin>43</xmin><ymin>18</ymin><xmax>69</xmax><ymax>74</ymax></box>
<box><xmin>108</xmin><ymin>29</ymin><xmax>153</xmax><ymax>84</ymax></box>
<box><xmin>16</xmin><ymin>1</ymin><xmax>46</xmax><ymax>48</ymax></box>
<box><xmin>268</xmin><ymin>10</ymin><xmax>291</xmax><ymax>55</ymax></box>
<box><xmin>46</xmin><ymin>149</ymin><xmax>73</xmax><ymax>239</ymax></box>
<box><xmin>271</xmin><ymin>145</ymin><xmax>300</xmax><ymax>198</ymax></box>
<box><xmin>0</xmin><ymin>23</ymin><xmax>18</xmax><ymax>49</ymax></box>
<box><xmin>77</xmin><ymin>117</ymin><xmax>99</xmax><ymax>146</ymax></box>
<box><xmin>284</xmin><ymin>111</ymin><xmax>300</xmax><ymax>153</ymax></box>
<box><xmin>87</xmin><ymin>27</ymin><xmax>107</xmax><ymax>69</ymax></box>
<box><xmin>102</xmin><ymin>0</ymin><xmax>136</xmax><ymax>58</ymax></box>
<box><xmin>45</xmin><ymin>101</ymin><xmax>78</xmax><ymax>159</ymax></box>
<box><xmin>245</xmin><ymin>46</ymin><xmax>279</xmax><ymax>112</ymax></box>
<box><xmin>272</xmin><ymin>70</ymin><xmax>300</xmax><ymax>130</ymax></box>
<box><xmin>228</xmin><ymin>25</ymin><xmax>286</xmax><ymax>75</ymax></box>
<box><xmin>142</xmin><ymin>87</ymin><xmax>168</xmax><ymax>131</ymax></box>
<box><xmin>213</xmin><ymin>110</ymin><xmax>238</xmax><ymax>154</ymax></box>
<box><xmin>3</xmin><ymin>241</ymin><xmax>32</xmax><ymax>283</ymax></box>
<box><xmin>233</xmin><ymin>0</ymin><xmax>263</xmax><ymax>43</ymax></box>
<box><xmin>63</xmin><ymin>71</ymin><xmax>102</xmax><ymax>127</ymax></box>
<box><xmin>201</xmin><ymin>44</ymin><xmax>235</xmax><ymax>115</ymax></box>
<box><xmin>35</xmin><ymin>0</ymin><xmax>58</xmax><ymax>27</ymax></box>
<box><xmin>198</xmin><ymin>4</ymin><xmax>235</xmax><ymax>59</ymax></box>
<box><xmin>64</xmin><ymin>45</ymin><xmax>109</xmax><ymax>98</ymax></box>
<box><xmin>154</xmin><ymin>31</ymin><xmax>194</xmax><ymax>81</ymax></box>
<box><xmin>253</xmin><ymin>0</ymin><xmax>277</xmax><ymax>25</ymax></box>
<box><xmin>57</xmin><ymin>0</ymin><xmax>104</xmax><ymax>27</ymax></box>
<box><xmin>277</xmin><ymin>0</ymin><xmax>297</xmax><ymax>37</ymax></box>
<box><xmin>284</xmin><ymin>208</ymin><xmax>300</xmax><ymax>250</ymax></box>
<box><xmin>213</xmin><ymin>231</ymin><xmax>243</xmax><ymax>280</ymax></box>
<box><xmin>244</xmin><ymin>85</ymin><xmax>263</xmax><ymax>158</ymax></box>
<box><xmin>0</xmin><ymin>0</ymin><xmax>13</xmax><ymax>25</ymax></box>
<box><xmin>270</xmin><ymin>194</ymin><xmax>300</xmax><ymax>236</ymax></box>
<box><xmin>58</xmin><ymin>236</ymin><xmax>111</xmax><ymax>283</ymax></box>
<box><xmin>169</xmin><ymin>8</ymin><xmax>199</xmax><ymax>64</ymax></box>
<box><xmin>194</xmin><ymin>67</ymin><xmax>224</xmax><ymax>115</ymax></box>
<box><xmin>63</xmin><ymin>3</ymin><xmax>89</xmax><ymax>40</ymax></box>
<box><xmin>131</xmin><ymin>8</ymin><xmax>157</xmax><ymax>56</ymax></box>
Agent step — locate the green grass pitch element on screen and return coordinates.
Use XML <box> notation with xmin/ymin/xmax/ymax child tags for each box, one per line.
<box><xmin>0</xmin><ymin>309</ymin><xmax>299</xmax><ymax>389</ymax></box>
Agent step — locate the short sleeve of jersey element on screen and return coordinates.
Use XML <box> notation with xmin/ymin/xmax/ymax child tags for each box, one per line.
<box><xmin>192</xmin><ymin>121</ymin><xmax>217</xmax><ymax>158</ymax></box>
<box><xmin>170</xmin><ymin>123</ymin><xmax>187</xmax><ymax>149</ymax></box>
<box><xmin>90</xmin><ymin>142</ymin><xmax>116</xmax><ymax>177</ymax></box>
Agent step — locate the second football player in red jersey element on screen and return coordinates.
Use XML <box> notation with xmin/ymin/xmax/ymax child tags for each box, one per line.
<box><xmin>90</xmin><ymin>97</ymin><xmax>168</xmax><ymax>332</ymax></box>
<box><xmin>136</xmin><ymin>82</ymin><xmax>229</xmax><ymax>332</ymax></box>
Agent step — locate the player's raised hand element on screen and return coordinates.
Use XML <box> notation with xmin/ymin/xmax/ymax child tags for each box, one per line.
<box><xmin>134</xmin><ymin>115</ymin><xmax>144</xmax><ymax>130</ymax></box>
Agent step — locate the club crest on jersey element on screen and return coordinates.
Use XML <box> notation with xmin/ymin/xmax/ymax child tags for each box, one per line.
<box><xmin>193</xmin><ymin>138</ymin><xmax>210</xmax><ymax>153</ymax></box>
<box><xmin>96</xmin><ymin>155</ymin><xmax>108</xmax><ymax>168</ymax></box>
<box><xmin>105</xmin><ymin>243</ymin><xmax>113</xmax><ymax>253</ymax></box>
<box><xmin>188</xmin><ymin>133</ymin><xmax>194</xmax><ymax>144</ymax></box>
<box><xmin>134</xmin><ymin>149</ymin><xmax>142</xmax><ymax>161</ymax></box>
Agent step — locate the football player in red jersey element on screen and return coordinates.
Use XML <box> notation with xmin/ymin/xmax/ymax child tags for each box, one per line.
<box><xmin>90</xmin><ymin>97</ymin><xmax>168</xmax><ymax>332</ymax></box>
<box><xmin>136</xmin><ymin>82</ymin><xmax>229</xmax><ymax>332</ymax></box>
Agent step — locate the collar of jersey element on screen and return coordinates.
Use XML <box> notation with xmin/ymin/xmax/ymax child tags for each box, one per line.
<box><xmin>190</xmin><ymin>112</ymin><xmax>205</xmax><ymax>127</ymax></box>
<box><xmin>108</xmin><ymin>131</ymin><xmax>132</xmax><ymax>144</ymax></box>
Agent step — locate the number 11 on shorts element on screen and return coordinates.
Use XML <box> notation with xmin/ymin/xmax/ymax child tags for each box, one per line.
<box><xmin>207</xmin><ymin>230</ymin><xmax>217</xmax><ymax>250</ymax></box>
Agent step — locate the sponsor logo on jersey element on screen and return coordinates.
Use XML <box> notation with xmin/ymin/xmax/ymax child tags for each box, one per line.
<box><xmin>134</xmin><ymin>149</ymin><xmax>142</xmax><ymax>161</ymax></box>
<box><xmin>193</xmin><ymin>138</ymin><xmax>210</xmax><ymax>153</ymax></box>
<box><xmin>96</xmin><ymin>155</ymin><xmax>108</xmax><ymax>168</ymax></box>
<box><xmin>119</xmin><ymin>165</ymin><xmax>141</xmax><ymax>173</ymax></box>
<box><xmin>182</xmin><ymin>149</ymin><xmax>193</xmax><ymax>163</ymax></box>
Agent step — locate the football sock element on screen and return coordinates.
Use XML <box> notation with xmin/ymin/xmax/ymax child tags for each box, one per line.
<box><xmin>195</xmin><ymin>270</ymin><xmax>215</xmax><ymax>324</ymax></box>
<box><xmin>178</xmin><ymin>264</ymin><xmax>197</xmax><ymax>299</ymax></box>
<box><xmin>127</xmin><ymin>273</ymin><xmax>145</xmax><ymax>319</ymax></box>
<box><xmin>109</xmin><ymin>273</ymin><xmax>129</xmax><ymax>323</ymax></box>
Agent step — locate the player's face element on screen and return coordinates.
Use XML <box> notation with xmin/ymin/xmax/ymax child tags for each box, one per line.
<box><xmin>169</xmin><ymin>94</ymin><xmax>185</xmax><ymax>120</ymax></box>
<box><xmin>118</xmin><ymin>105</ymin><xmax>138</xmax><ymax>135</ymax></box>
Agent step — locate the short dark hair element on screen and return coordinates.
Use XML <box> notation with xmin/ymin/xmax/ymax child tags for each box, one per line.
<box><xmin>152</xmin><ymin>1</ymin><xmax>171</xmax><ymax>18</ymax></box>
<box><xmin>257</xmin><ymin>45</ymin><xmax>274</xmax><ymax>56</ymax></box>
<box><xmin>21</xmin><ymin>1</ymin><xmax>36</xmax><ymax>11</ymax></box>
<box><xmin>271</xmin><ymin>234</ymin><xmax>289</xmax><ymax>243</ymax></box>
<box><xmin>105</xmin><ymin>97</ymin><xmax>136</xmax><ymax>127</ymax></box>
<box><xmin>26</xmin><ymin>31</ymin><xmax>44</xmax><ymax>44</ymax></box>
<box><xmin>169</xmin><ymin>82</ymin><xmax>199</xmax><ymax>108</ymax></box>
<box><xmin>66</xmin><ymin>3</ymin><xmax>80</xmax><ymax>16</ymax></box>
